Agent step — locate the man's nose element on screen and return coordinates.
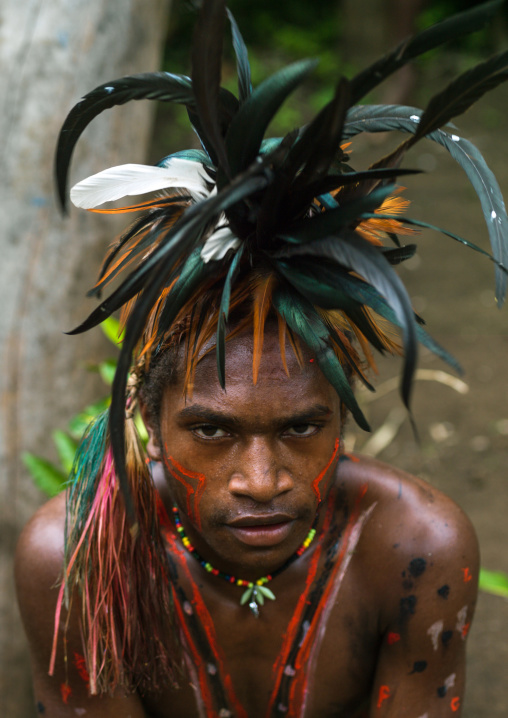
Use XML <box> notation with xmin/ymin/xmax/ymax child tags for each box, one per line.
<box><xmin>228</xmin><ymin>437</ymin><xmax>294</xmax><ymax>503</ymax></box>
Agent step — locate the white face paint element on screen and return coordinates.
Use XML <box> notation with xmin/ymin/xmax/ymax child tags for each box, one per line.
<box><xmin>416</xmin><ymin>713</ymin><xmax>429</xmax><ymax>718</ymax></box>
<box><xmin>74</xmin><ymin>710</ymin><xmax>87</xmax><ymax>716</ymax></box>
<box><xmin>427</xmin><ymin>619</ymin><xmax>444</xmax><ymax>651</ymax></box>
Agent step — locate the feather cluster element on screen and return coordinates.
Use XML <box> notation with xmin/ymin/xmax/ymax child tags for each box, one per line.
<box><xmin>54</xmin><ymin>0</ymin><xmax>508</xmax><ymax>693</ymax></box>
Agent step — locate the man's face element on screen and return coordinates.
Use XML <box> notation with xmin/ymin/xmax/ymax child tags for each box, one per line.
<box><xmin>148</xmin><ymin>326</ymin><xmax>343</xmax><ymax>578</ymax></box>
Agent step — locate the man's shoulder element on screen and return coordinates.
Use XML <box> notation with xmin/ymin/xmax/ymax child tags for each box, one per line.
<box><xmin>339</xmin><ymin>453</ymin><xmax>477</xmax><ymax>549</ymax></box>
<box><xmin>337</xmin><ymin>454</ymin><xmax>479</xmax><ymax>607</ymax></box>
<box><xmin>15</xmin><ymin>493</ymin><xmax>67</xmax><ymax>617</ymax></box>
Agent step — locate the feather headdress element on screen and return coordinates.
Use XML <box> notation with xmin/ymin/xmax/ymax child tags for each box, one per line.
<box><xmin>53</xmin><ymin>0</ymin><xmax>508</xmax><ymax>693</ymax></box>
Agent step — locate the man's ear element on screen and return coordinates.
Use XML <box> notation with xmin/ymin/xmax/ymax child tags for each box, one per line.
<box><xmin>139</xmin><ymin>398</ymin><xmax>162</xmax><ymax>462</ymax></box>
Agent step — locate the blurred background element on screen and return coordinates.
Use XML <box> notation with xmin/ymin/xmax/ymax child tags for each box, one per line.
<box><xmin>1</xmin><ymin>0</ymin><xmax>507</xmax><ymax>715</ymax></box>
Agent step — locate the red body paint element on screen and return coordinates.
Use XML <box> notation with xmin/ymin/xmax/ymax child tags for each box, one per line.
<box><xmin>158</xmin><ymin>499</ymin><xmax>247</xmax><ymax>718</ymax></box>
<box><xmin>461</xmin><ymin>622</ymin><xmax>471</xmax><ymax>639</ymax></box>
<box><xmin>451</xmin><ymin>696</ymin><xmax>460</xmax><ymax>712</ymax></box>
<box><xmin>387</xmin><ymin>632</ymin><xmax>400</xmax><ymax>645</ymax></box>
<box><xmin>164</xmin><ymin>450</ymin><xmax>207</xmax><ymax>529</ymax></box>
<box><xmin>73</xmin><ymin>652</ymin><xmax>90</xmax><ymax>688</ymax></box>
<box><xmin>376</xmin><ymin>685</ymin><xmax>390</xmax><ymax>708</ymax></box>
<box><xmin>462</xmin><ymin>567</ymin><xmax>472</xmax><ymax>582</ymax></box>
<box><xmin>311</xmin><ymin>438</ymin><xmax>340</xmax><ymax>503</ymax></box>
<box><xmin>60</xmin><ymin>683</ymin><xmax>72</xmax><ymax>704</ymax></box>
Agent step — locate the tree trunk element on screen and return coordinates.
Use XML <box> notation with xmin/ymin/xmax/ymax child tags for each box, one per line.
<box><xmin>0</xmin><ymin>1</ymin><xmax>171</xmax><ymax>714</ymax></box>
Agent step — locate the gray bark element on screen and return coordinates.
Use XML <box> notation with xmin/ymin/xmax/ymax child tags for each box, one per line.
<box><xmin>0</xmin><ymin>1</ymin><xmax>171</xmax><ymax>714</ymax></box>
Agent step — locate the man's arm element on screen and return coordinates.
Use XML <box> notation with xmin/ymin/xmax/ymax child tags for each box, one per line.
<box><xmin>15</xmin><ymin>493</ymin><xmax>146</xmax><ymax>717</ymax></box>
<box><xmin>367</xmin><ymin>481</ymin><xmax>479</xmax><ymax>717</ymax></box>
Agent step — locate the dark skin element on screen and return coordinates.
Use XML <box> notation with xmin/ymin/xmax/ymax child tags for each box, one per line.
<box><xmin>15</xmin><ymin>328</ymin><xmax>479</xmax><ymax>717</ymax></box>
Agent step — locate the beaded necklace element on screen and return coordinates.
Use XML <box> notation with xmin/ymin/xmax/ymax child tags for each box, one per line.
<box><xmin>172</xmin><ymin>505</ymin><xmax>318</xmax><ymax>617</ymax></box>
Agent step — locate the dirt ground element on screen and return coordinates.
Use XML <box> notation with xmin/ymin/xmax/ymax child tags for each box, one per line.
<box><xmin>343</xmin><ymin>84</ymin><xmax>508</xmax><ymax>716</ymax></box>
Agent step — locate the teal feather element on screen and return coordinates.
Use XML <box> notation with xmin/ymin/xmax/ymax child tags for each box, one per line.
<box><xmin>226</xmin><ymin>7</ymin><xmax>252</xmax><ymax>102</ymax></box>
<box><xmin>216</xmin><ymin>245</ymin><xmax>245</xmax><ymax>388</ymax></box>
<box><xmin>273</xmin><ymin>286</ymin><xmax>370</xmax><ymax>430</ymax></box>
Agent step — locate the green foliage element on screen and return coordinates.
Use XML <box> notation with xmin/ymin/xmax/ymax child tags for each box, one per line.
<box><xmin>479</xmin><ymin>568</ymin><xmax>508</xmax><ymax>598</ymax></box>
<box><xmin>23</xmin><ymin>318</ymin><xmax>121</xmax><ymax>496</ymax></box>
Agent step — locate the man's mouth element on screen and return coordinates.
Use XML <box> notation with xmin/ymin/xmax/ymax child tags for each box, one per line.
<box><xmin>226</xmin><ymin>514</ymin><xmax>295</xmax><ymax>547</ymax></box>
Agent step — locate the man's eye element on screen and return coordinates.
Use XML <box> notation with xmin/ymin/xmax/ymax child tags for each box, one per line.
<box><xmin>284</xmin><ymin>424</ymin><xmax>318</xmax><ymax>437</ymax></box>
<box><xmin>192</xmin><ymin>425</ymin><xmax>229</xmax><ymax>439</ymax></box>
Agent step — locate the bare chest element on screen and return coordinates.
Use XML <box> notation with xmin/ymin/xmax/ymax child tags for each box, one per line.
<box><xmin>143</xmin><ymin>510</ymin><xmax>378</xmax><ymax>717</ymax></box>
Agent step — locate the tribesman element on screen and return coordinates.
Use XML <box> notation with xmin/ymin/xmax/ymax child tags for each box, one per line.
<box><xmin>15</xmin><ymin>1</ymin><xmax>508</xmax><ymax>716</ymax></box>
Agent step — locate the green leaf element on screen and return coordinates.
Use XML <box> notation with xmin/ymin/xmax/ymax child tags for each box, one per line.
<box><xmin>255</xmin><ymin>588</ymin><xmax>264</xmax><ymax>605</ymax></box>
<box><xmin>100</xmin><ymin>316</ymin><xmax>122</xmax><ymax>345</ymax></box>
<box><xmin>68</xmin><ymin>396</ymin><xmax>111</xmax><ymax>438</ymax></box>
<box><xmin>98</xmin><ymin>358</ymin><xmax>117</xmax><ymax>386</ymax></box>
<box><xmin>240</xmin><ymin>586</ymin><xmax>254</xmax><ymax>605</ymax></box>
<box><xmin>257</xmin><ymin>585</ymin><xmax>276</xmax><ymax>600</ymax></box>
<box><xmin>52</xmin><ymin>430</ymin><xmax>78</xmax><ymax>474</ymax></box>
<box><xmin>21</xmin><ymin>453</ymin><xmax>67</xmax><ymax>497</ymax></box>
<box><xmin>134</xmin><ymin>412</ymin><xmax>149</xmax><ymax>444</ymax></box>
<box><xmin>479</xmin><ymin>568</ymin><xmax>508</xmax><ymax>598</ymax></box>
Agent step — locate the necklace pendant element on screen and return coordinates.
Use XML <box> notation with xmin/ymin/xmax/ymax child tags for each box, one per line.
<box><xmin>248</xmin><ymin>599</ymin><xmax>260</xmax><ymax>618</ymax></box>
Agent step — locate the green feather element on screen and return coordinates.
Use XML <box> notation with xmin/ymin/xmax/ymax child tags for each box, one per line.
<box><xmin>273</xmin><ymin>286</ymin><xmax>370</xmax><ymax>430</ymax></box>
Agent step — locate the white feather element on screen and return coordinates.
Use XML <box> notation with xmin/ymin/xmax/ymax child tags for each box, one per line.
<box><xmin>201</xmin><ymin>226</ymin><xmax>241</xmax><ymax>263</ymax></box>
<box><xmin>70</xmin><ymin>159</ymin><xmax>212</xmax><ymax>209</ymax></box>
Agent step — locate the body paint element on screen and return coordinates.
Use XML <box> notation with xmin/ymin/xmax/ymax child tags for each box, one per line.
<box><xmin>158</xmin><ymin>501</ymin><xmax>247</xmax><ymax>718</ymax></box>
<box><xmin>311</xmin><ymin>438</ymin><xmax>340</xmax><ymax>503</ymax></box>
<box><xmin>60</xmin><ymin>683</ymin><xmax>72</xmax><ymax>704</ymax></box>
<box><xmin>437</xmin><ymin>585</ymin><xmax>450</xmax><ymax>599</ymax></box>
<box><xmin>387</xmin><ymin>632</ymin><xmax>401</xmax><ymax>645</ymax></box>
<box><xmin>36</xmin><ymin>703</ymin><xmax>45</xmax><ymax>714</ymax></box>
<box><xmin>462</xmin><ymin>567</ymin><xmax>472</xmax><ymax>583</ymax></box>
<box><xmin>451</xmin><ymin>697</ymin><xmax>460</xmax><ymax>712</ymax></box>
<box><xmin>410</xmin><ymin>660</ymin><xmax>427</xmax><ymax>674</ymax></box>
<box><xmin>408</xmin><ymin>558</ymin><xmax>426</xmax><ymax>578</ymax></box>
<box><xmin>441</xmin><ymin>630</ymin><xmax>453</xmax><ymax>647</ymax></box>
<box><xmin>427</xmin><ymin>620</ymin><xmax>444</xmax><ymax>651</ymax></box>
<box><xmin>399</xmin><ymin>595</ymin><xmax>417</xmax><ymax>619</ymax></box>
<box><xmin>164</xmin><ymin>451</ymin><xmax>207</xmax><ymax>530</ymax></box>
<box><xmin>377</xmin><ymin>685</ymin><xmax>390</xmax><ymax>708</ymax></box>
<box><xmin>437</xmin><ymin>673</ymin><xmax>456</xmax><ymax>698</ymax></box>
<box><xmin>266</xmin><ymin>486</ymin><xmax>372</xmax><ymax>717</ymax></box>
<box><xmin>455</xmin><ymin>606</ymin><xmax>469</xmax><ymax>639</ymax></box>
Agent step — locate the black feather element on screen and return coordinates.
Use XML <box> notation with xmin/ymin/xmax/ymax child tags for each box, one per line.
<box><xmin>226</xmin><ymin>7</ymin><xmax>252</xmax><ymax>103</ymax></box>
<box><xmin>191</xmin><ymin>0</ymin><xmax>230</xmax><ymax>174</ymax></box>
<box><xmin>55</xmin><ymin>73</ymin><xmax>195</xmax><ymax>211</ymax></box>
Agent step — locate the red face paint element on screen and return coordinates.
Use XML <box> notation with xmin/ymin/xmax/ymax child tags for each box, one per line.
<box><xmin>377</xmin><ymin>685</ymin><xmax>390</xmax><ymax>708</ymax></box>
<box><xmin>387</xmin><ymin>632</ymin><xmax>401</xmax><ymax>645</ymax></box>
<box><xmin>60</xmin><ymin>683</ymin><xmax>72</xmax><ymax>704</ymax></box>
<box><xmin>311</xmin><ymin>438</ymin><xmax>340</xmax><ymax>503</ymax></box>
<box><xmin>451</xmin><ymin>696</ymin><xmax>460</xmax><ymax>712</ymax></box>
<box><xmin>164</xmin><ymin>449</ymin><xmax>208</xmax><ymax>530</ymax></box>
<box><xmin>462</xmin><ymin>567</ymin><xmax>472</xmax><ymax>582</ymax></box>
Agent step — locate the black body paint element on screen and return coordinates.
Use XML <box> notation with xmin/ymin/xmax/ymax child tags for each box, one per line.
<box><xmin>410</xmin><ymin>660</ymin><xmax>428</xmax><ymax>674</ymax></box>
<box><xmin>408</xmin><ymin>557</ymin><xmax>427</xmax><ymax>578</ymax></box>
<box><xmin>437</xmin><ymin>584</ymin><xmax>450</xmax><ymax>599</ymax></box>
<box><xmin>437</xmin><ymin>684</ymin><xmax>448</xmax><ymax>698</ymax></box>
<box><xmin>36</xmin><ymin>703</ymin><xmax>45</xmax><ymax>714</ymax></box>
<box><xmin>399</xmin><ymin>595</ymin><xmax>417</xmax><ymax>618</ymax></box>
<box><xmin>442</xmin><ymin>630</ymin><xmax>454</xmax><ymax>647</ymax></box>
